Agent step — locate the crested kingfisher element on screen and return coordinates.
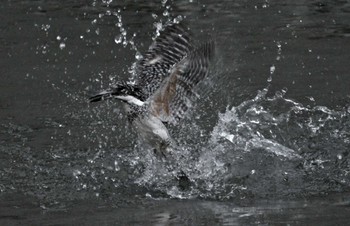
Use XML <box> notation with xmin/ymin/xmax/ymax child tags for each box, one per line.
<box><xmin>89</xmin><ymin>22</ymin><xmax>214</xmax><ymax>158</ymax></box>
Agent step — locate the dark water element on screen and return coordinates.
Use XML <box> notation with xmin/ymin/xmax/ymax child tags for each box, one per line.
<box><xmin>1</xmin><ymin>0</ymin><xmax>350</xmax><ymax>225</ymax></box>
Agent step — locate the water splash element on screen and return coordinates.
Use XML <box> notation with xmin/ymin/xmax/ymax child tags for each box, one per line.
<box><xmin>210</xmin><ymin>88</ymin><xmax>301</xmax><ymax>159</ymax></box>
<box><xmin>130</xmin><ymin>87</ymin><xmax>350</xmax><ymax>200</ymax></box>
<box><xmin>5</xmin><ymin>4</ymin><xmax>349</xmax><ymax>206</ymax></box>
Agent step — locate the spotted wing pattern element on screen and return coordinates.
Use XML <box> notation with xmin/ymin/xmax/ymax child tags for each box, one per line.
<box><xmin>135</xmin><ymin>23</ymin><xmax>193</xmax><ymax>99</ymax></box>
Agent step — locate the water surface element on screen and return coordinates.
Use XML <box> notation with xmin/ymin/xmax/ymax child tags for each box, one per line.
<box><xmin>1</xmin><ymin>0</ymin><xmax>350</xmax><ymax>225</ymax></box>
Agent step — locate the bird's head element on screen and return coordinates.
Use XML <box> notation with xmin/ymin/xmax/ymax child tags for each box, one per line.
<box><xmin>111</xmin><ymin>82</ymin><xmax>145</xmax><ymax>106</ymax></box>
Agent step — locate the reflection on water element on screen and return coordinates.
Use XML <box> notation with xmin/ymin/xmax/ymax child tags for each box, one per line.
<box><xmin>1</xmin><ymin>0</ymin><xmax>350</xmax><ymax>224</ymax></box>
<box><xmin>1</xmin><ymin>192</ymin><xmax>349</xmax><ymax>225</ymax></box>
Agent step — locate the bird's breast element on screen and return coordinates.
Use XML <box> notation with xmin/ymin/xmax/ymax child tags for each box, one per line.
<box><xmin>132</xmin><ymin>113</ymin><xmax>170</xmax><ymax>144</ymax></box>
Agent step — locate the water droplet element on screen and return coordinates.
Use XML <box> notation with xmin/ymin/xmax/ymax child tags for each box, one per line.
<box><xmin>114</xmin><ymin>35</ymin><xmax>122</xmax><ymax>44</ymax></box>
<box><xmin>135</xmin><ymin>51</ymin><xmax>142</xmax><ymax>60</ymax></box>
<box><xmin>56</xmin><ymin>36</ymin><xmax>61</xmax><ymax>41</ymax></box>
<box><xmin>270</xmin><ymin>65</ymin><xmax>275</xmax><ymax>74</ymax></box>
<box><xmin>114</xmin><ymin>160</ymin><xmax>120</xmax><ymax>171</ymax></box>
<box><xmin>173</xmin><ymin>15</ymin><xmax>183</xmax><ymax>23</ymax></box>
<box><xmin>122</xmin><ymin>40</ymin><xmax>128</xmax><ymax>47</ymax></box>
<box><xmin>275</xmin><ymin>91</ymin><xmax>283</xmax><ymax>98</ymax></box>
<box><xmin>59</xmin><ymin>42</ymin><xmax>66</xmax><ymax>49</ymax></box>
<box><xmin>41</xmin><ymin>24</ymin><xmax>50</xmax><ymax>31</ymax></box>
<box><xmin>281</xmin><ymin>87</ymin><xmax>288</xmax><ymax>94</ymax></box>
<box><xmin>276</xmin><ymin>42</ymin><xmax>282</xmax><ymax>50</ymax></box>
<box><xmin>152</xmin><ymin>13</ymin><xmax>158</xmax><ymax>19</ymax></box>
<box><xmin>163</xmin><ymin>10</ymin><xmax>169</xmax><ymax>16</ymax></box>
<box><xmin>306</xmin><ymin>96</ymin><xmax>315</xmax><ymax>102</ymax></box>
<box><xmin>73</xmin><ymin>169</ymin><xmax>81</xmax><ymax>179</ymax></box>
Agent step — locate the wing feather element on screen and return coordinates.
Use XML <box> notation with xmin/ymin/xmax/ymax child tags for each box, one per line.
<box><xmin>149</xmin><ymin>40</ymin><xmax>215</xmax><ymax>124</ymax></box>
<box><xmin>135</xmin><ymin>23</ymin><xmax>193</xmax><ymax>98</ymax></box>
<box><xmin>170</xmin><ymin>41</ymin><xmax>214</xmax><ymax>123</ymax></box>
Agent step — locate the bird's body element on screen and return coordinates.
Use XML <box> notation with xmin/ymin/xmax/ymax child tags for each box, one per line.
<box><xmin>89</xmin><ymin>22</ymin><xmax>214</xmax><ymax>157</ymax></box>
<box><xmin>132</xmin><ymin>110</ymin><xmax>172</xmax><ymax>157</ymax></box>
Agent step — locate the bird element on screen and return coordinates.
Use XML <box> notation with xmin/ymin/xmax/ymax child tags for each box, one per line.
<box><xmin>89</xmin><ymin>22</ymin><xmax>214</xmax><ymax>159</ymax></box>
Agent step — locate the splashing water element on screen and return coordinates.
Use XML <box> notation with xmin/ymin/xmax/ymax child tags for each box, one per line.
<box><xmin>18</xmin><ymin>17</ymin><xmax>349</xmax><ymax>200</ymax></box>
<box><xmin>116</xmin><ymin>86</ymin><xmax>350</xmax><ymax>200</ymax></box>
<box><xmin>2</xmin><ymin>2</ymin><xmax>350</xmax><ymax>206</ymax></box>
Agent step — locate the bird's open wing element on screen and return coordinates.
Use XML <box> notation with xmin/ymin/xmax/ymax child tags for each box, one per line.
<box><xmin>135</xmin><ymin>22</ymin><xmax>193</xmax><ymax>99</ymax></box>
<box><xmin>149</xmin><ymin>40</ymin><xmax>215</xmax><ymax>124</ymax></box>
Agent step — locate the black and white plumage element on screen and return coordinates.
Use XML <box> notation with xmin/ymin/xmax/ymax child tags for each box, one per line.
<box><xmin>89</xmin><ymin>22</ymin><xmax>214</xmax><ymax>157</ymax></box>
